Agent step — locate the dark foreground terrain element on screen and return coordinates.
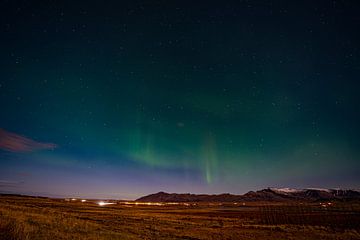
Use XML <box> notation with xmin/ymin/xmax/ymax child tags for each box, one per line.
<box><xmin>1</xmin><ymin>195</ymin><xmax>360</xmax><ymax>240</ymax></box>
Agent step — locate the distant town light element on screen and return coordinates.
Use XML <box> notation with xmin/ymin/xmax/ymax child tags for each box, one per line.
<box><xmin>97</xmin><ymin>201</ymin><xmax>115</xmax><ymax>206</ymax></box>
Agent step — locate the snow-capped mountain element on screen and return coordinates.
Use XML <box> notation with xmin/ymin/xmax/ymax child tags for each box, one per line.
<box><xmin>269</xmin><ymin>188</ymin><xmax>303</xmax><ymax>194</ymax></box>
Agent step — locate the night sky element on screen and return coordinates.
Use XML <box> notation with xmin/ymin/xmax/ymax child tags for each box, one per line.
<box><xmin>1</xmin><ymin>1</ymin><xmax>360</xmax><ymax>199</ymax></box>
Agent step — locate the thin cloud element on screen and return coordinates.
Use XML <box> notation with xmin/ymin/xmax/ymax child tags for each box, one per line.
<box><xmin>0</xmin><ymin>128</ymin><xmax>57</xmax><ymax>153</ymax></box>
<box><xmin>0</xmin><ymin>180</ymin><xmax>24</xmax><ymax>188</ymax></box>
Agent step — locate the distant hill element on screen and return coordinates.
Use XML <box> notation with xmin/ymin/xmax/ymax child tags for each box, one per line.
<box><xmin>136</xmin><ymin>192</ymin><xmax>243</xmax><ymax>202</ymax></box>
<box><xmin>136</xmin><ymin>188</ymin><xmax>360</xmax><ymax>202</ymax></box>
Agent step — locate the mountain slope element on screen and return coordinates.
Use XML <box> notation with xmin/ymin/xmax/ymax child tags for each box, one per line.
<box><xmin>136</xmin><ymin>188</ymin><xmax>360</xmax><ymax>202</ymax></box>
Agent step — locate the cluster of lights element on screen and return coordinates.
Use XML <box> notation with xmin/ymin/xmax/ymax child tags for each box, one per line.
<box><xmin>64</xmin><ymin>199</ymin><xmax>196</xmax><ymax>207</ymax></box>
<box><xmin>319</xmin><ymin>202</ymin><xmax>333</xmax><ymax>208</ymax></box>
<box><xmin>233</xmin><ymin>202</ymin><xmax>246</xmax><ymax>205</ymax></box>
<box><xmin>120</xmin><ymin>202</ymin><xmax>192</xmax><ymax>206</ymax></box>
<box><xmin>65</xmin><ymin>198</ymin><xmax>87</xmax><ymax>202</ymax></box>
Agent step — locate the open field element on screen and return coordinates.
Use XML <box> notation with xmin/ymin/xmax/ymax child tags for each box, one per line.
<box><xmin>1</xmin><ymin>195</ymin><xmax>360</xmax><ymax>240</ymax></box>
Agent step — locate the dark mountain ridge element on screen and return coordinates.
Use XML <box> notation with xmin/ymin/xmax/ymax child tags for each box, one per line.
<box><xmin>136</xmin><ymin>188</ymin><xmax>360</xmax><ymax>202</ymax></box>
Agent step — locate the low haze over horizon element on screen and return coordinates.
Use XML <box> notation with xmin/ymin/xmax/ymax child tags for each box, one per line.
<box><xmin>1</xmin><ymin>1</ymin><xmax>359</xmax><ymax>200</ymax></box>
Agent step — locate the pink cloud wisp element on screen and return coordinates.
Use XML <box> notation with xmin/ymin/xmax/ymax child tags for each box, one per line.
<box><xmin>0</xmin><ymin>128</ymin><xmax>57</xmax><ymax>153</ymax></box>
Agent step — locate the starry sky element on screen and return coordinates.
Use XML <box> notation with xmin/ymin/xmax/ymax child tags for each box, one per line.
<box><xmin>0</xmin><ymin>1</ymin><xmax>360</xmax><ymax>199</ymax></box>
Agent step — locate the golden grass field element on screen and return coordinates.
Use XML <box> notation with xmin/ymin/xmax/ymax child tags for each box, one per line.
<box><xmin>1</xmin><ymin>195</ymin><xmax>360</xmax><ymax>240</ymax></box>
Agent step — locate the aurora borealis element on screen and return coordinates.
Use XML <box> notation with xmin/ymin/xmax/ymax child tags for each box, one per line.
<box><xmin>1</xmin><ymin>1</ymin><xmax>359</xmax><ymax>199</ymax></box>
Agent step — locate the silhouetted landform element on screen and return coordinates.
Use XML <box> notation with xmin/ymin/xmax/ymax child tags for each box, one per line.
<box><xmin>0</xmin><ymin>193</ymin><xmax>49</xmax><ymax>199</ymax></box>
<box><xmin>136</xmin><ymin>188</ymin><xmax>360</xmax><ymax>202</ymax></box>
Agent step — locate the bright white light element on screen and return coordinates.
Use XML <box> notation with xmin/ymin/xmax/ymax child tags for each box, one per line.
<box><xmin>71</xmin><ymin>198</ymin><xmax>77</xmax><ymax>201</ymax></box>
<box><xmin>81</xmin><ymin>199</ymin><xmax>86</xmax><ymax>202</ymax></box>
<box><xmin>97</xmin><ymin>201</ymin><xmax>115</xmax><ymax>206</ymax></box>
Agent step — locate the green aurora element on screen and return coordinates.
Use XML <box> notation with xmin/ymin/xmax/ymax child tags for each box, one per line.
<box><xmin>0</xmin><ymin>1</ymin><xmax>359</xmax><ymax>199</ymax></box>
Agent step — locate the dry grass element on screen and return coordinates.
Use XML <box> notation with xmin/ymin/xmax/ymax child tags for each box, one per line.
<box><xmin>1</xmin><ymin>195</ymin><xmax>360</xmax><ymax>239</ymax></box>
